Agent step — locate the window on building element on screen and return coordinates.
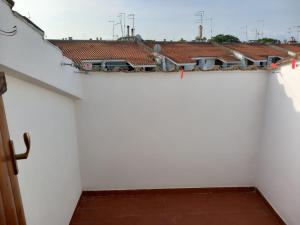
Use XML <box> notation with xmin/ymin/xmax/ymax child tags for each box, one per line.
<box><xmin>271</xmin><ymin>57</ymin><xmax>281</xmax><ymax>64</ymax></box>
<box><xmin>259</xmin><ymin>61</ymin><xmax>267</xmax><ymax>67</ymax></box>
<box><xmin>145</xmin><ymin>67</ymin><xmax>156</xmax><ymax>72</ymax></box>
<box><xmin>92</xmin><ymin>63</ymin><xmax>102</xmax><ymax>71</ymax></box>
<box><xmin>246</xmin><ymin>59</ymin><xmax>254</xmax><ymax>66</ymax></box>
<box><xmin>215</xmin><ymin>59</ymin><xmax>223</xmax><ymax>66</ymax></box>
<box><xmin>105</xmin><ymin>61</ymin><xmax>134</xmax><ymax>71</ymax></box>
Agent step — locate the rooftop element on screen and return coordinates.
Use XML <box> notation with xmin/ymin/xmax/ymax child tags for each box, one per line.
<box><xmin>224</xmin><ymin>43</ymin><xmax>289</xmax><ymax>61</ymax></box>
<box><xmin>49</xmin><ymin>40</ymin><xmax>156</xmax><ymax>66</ymax></box>
<box><xmin>51</xmin><ymin>40</ymin><xmax>295</xmax><ymax>71</ymax></box>
<box><xmin>145</xmin><ymin>42</ymin><xmax>239</xmax><ymax>63</ymax></box>
<box><xmin>276</xmin><ymin>44</ymin><xmax>300</xmax><ymax>53</ymax></box>
<box><xmin>2</xmin><ymin>1</ymin><xmax>299</xmax><ymax>225</ymax></box>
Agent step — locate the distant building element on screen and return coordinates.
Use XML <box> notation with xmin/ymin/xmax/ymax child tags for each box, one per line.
<box><xmin>224</xmin><ymin>43</ymin><xmax>289</xmax><ymax>68</ymax></box>
<box><xmin>272</xmin><ymin>44</ymin><xmax>300</xmax><ymax>57</ymax></box>
<box><xmin>145</xmin><ymin>42</ymin><xmax>241</xmax><ymax>71</ymax></box>
<box><xmin>49</xmin><ymin>40</ymin><xmax>157</xmax><ymax>72</ymax></box>
<box><xmin>50</xmin><ymin>40</ymin><xmax>295</xmax><ymax>72</ymax></box>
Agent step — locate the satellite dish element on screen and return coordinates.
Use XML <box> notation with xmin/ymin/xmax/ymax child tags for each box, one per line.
<box><xmin>154</xmin><ymin>44</ymin><xmax>161</xmax><ymax>53</ymax></box>
<box><xmin>136</xmin><ymin>34</ymin><xmax>143</xmax><ymax>41</ymax></box>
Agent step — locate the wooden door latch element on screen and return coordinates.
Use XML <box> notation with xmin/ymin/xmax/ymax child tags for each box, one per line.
<box><xmin>9</xmin><ymin>132</ymin><xmax>31</xmax><ymax>175</ymax></box>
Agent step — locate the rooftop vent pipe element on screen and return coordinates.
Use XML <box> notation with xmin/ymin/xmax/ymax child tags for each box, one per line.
<box><xmin>127</xmin><ymin>25</ymin><xmax>130</xmax><ymax>37</ymax></box>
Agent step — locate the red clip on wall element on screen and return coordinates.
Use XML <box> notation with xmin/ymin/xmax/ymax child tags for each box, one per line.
<box><xmin>292</xmin><ymin>58</ymin><xmax>296</xmax><ymax>69</ymax></box>
<box><xmin>180</xmin><ymin>66</ymin><xmax>184</xmax><ymax>79</ymax></box>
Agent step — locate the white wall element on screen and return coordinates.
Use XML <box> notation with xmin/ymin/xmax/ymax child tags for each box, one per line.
<box><xmin>0</xmin><ymin>0</ymin><xmax>82</xmax><ymax>98</ymax></box>
<box><xmin>256</xmin><ymin>61</ymin><xmax>300</xmax><ymax>225</ymax></box>
<box><xmin>3</xmin><ymin>75</ymin><xmax>82</xmax><ymax>225</ymax></box>
<box><xmin>165</xmin><ymin>58</ymin><xmax>176</xmax><ymax>71</ymax></box>
<box><xmin>76</xmin><ymin>71</ymin><xmax>268</xmax><ymax>190</ymax></box>
<box><xmin>1</xmin><ymin>2</ymin><xmax>83</xmax><ymax>224</ymax></box>
<box><xmin>2</xmin><ymin>1</ymin><xmax>299</xmax><ymax>224</ymax></box>
<box><xmin>197</xmin><ymin>58</ymin><xmax>215</xmax><ymax>70</ymax></box>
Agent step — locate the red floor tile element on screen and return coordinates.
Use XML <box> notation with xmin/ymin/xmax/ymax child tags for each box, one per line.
<box><xmin>70</xmin><ymin>190</ymin><xmax>284</xmax><ymax>225</ymax></box>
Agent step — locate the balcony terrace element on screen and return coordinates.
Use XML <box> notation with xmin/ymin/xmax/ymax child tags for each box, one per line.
<box><xmin>1</xmin><ymin>1</ymin><xmax>300</xmax><ymax>225</ymax></box>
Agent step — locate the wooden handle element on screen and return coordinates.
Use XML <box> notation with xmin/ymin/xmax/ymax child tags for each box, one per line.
<box><xmin>9</xmin><ymin>132</ymin><xmax>31</xmax><ymax>175</ymax></box>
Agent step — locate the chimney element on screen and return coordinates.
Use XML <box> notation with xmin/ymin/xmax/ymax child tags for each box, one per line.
<box><xmin>131</xmin><ymin>28</ymin><xmax>134</xmax><ymax>37</ymax></box>
<box><xmin>127</xmin><ymin>25</ymin><xmax>130</xmax><ymax>37</ymax></box>
<box><xmin>199</xmin><ymin>25</ymin><xmax>203</xmax><ymax>40</ymax></box>
<box><xmin>68</xmin><ymin>37</ymin><xmax>73</xmax><ymax>40</ymax></box>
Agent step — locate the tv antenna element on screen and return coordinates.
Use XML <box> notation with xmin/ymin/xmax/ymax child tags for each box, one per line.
<box><xmin>288</xmin><ymin>27</ymin><xmax>292</xmax><ymax>40</ymax></box>
<box><xmin>195</xmin><ymin>11</ymin><xmax>204</xmax><ymax>26</ymax></box>
<box><xmin>194</xmin><ymin>11</ymin><xmax>205</xmax><ymax>40</ymax></box>
<box><xmin>294</xmin><ymin>26</ymin><xmax>300</xmax><ymax>42</ymax></box>
<box><xmin>241</xmin><ymin>25</ymin><xmax>248</xmax><ymax>41</ymax></box>
<box><xmin>118</xmin><ymin>13</ymin><xmax>124</xmax><ymax>37</ymax></box>
<box><xmin>108</xmin><ymin>20</ymin><xmax>115</xmax><ymax>40</ymax></box>
<box><xmin>206</xmin><ymin>17</ymin><xmax>213</xmax><ymax>39</ymax></box>
<box><xmin>128</xmin><ymin>14</ymin><xmax>135</xmax><ymax>36</ymax></box>
<box><xmin>118</xmin><ymin>13</ymin><xmax>126</xmax><ymax>37</ymax></box>
<box><xmin>257</xmin><ymin>19</ymin><xmax>264</xmax><ymax>38</ymax></box>
<box><xmin>255</xmin><ymin>28</ymin><xmax>260</xmax><ymax>40</ymax></box>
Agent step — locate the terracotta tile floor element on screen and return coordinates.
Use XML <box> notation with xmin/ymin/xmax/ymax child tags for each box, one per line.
<box><xmin>70</xmin><ymin>189</ymin><xmax>284</xmax><ymax>225</ymax></box>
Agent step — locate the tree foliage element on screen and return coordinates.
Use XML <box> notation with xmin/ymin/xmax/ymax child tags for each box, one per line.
<box><xmin>257</xmin><ymin>38</ymin><xmax>281</xmax><ymax>44</ymax></box>
<box><xmin>211</xmin><ymin>34</ymin><xmax>240</xmax><ymax>43</ymax></box>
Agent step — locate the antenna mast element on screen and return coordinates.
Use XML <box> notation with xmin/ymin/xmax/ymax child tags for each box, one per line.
<box><xmin>241</xmin><ymin>25</ymin><xmax>248</xmax><ymax>41</ymax></box>
<box><xmin>257</xmin><ymin>19</ymin><xmax>264</xmax><ymax>39</ymax></box>
<box><xmin>195</xmin><ymin>11</ymin><xmax>204</xmax><ymax>26</ymax></box>
<box><xmin>207</xmin><ymin>17</ymin><xmax>213</xmax><ymax>39</ymax></box>
<box><xmin>288</xmin><ymin>27</ymin><xmax>292</xmax><ymax>41</ymax></box>
<box><xmin>118</xmin><ymin>13</ymin><xmax>125</xmax><ymax>37</ymax></box>
<box><xmin>123</xmin><ymin>13</ymin><xmax>126</xmax><ymax>36</ymax></box>
<box><xmin>255</xmin><ymin>28</ymin><xmax>259</xmax><ymax>40</ymax></box>
<box><xmin>195</xmin><ymin>10</ymin><xmax>205</xmax><ymax>40</ymax></box>
<box><xmin>108</xmin><ymin>20</ymin><xmax>115</xmax><ymax>40</ymax></box>
<box><xmin>128</xmin><ymin>14</ymin><xmax>135</xmax><ymax>36</ymax></box>
<box><xmin>294</xmin><ymin>26</ymin><xmax>300</xmax><ymax>42</ymax></box>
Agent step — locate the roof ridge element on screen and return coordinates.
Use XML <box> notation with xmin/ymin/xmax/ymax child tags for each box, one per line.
<box><xmin>49</xmin><ymin>39</ymin><xmax>140</xmax><ymax>44</ymax></box>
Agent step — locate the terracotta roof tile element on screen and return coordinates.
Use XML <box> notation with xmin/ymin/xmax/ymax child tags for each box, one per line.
<box><xmin>145</xmin><ymin>42</ymin><xmax>239</xmax><ymax>64</ymax></box>
<box><xmin>225</xmin><ymin>43</ymin><xmax>289</xmax><ymax>61</ymax></box>
<box><xmin>50</xmin><ymin>40</ymin><xmax>156</xmax><ymax>66</ymax></box>
<box><xmin>276</xmin><ymin>44</ymin><xmax>300</xmax><ymax>53</ymax></box>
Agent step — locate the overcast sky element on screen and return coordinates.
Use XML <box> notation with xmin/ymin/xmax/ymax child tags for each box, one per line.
<box><xmin>13</xmin><ymin>0</ymin><xmax>300</xmax><ymax>42</ymax></box>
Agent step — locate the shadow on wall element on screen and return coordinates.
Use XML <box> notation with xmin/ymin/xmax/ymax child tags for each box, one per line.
<box><xmin>276</xmin><ymin>62</ymin><xmax>300</xmax><ymax>112</ymax></box>
<box><xmin>256</xmin><ymin>62</ymin><xmax>300</xmax><ymax>225</ymax></box>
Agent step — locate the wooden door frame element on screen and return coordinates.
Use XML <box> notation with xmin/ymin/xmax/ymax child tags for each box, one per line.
<box><xmin>0</xmin><ymin>72</ymin><xmax>26</xmax><ymax>225</ymax></box>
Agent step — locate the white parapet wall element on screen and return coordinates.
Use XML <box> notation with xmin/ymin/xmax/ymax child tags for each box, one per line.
<box><xmin>1</xmin><ymin>1</ymin><xmax>83</xmax><ymax>225</ymax></box>
<box><xmin>3</xmin><ymin>75</ymin><xmax>82</xmax><ymax>225</ymax></box>
<box><xmin>76</xmin><ymin>71</ymin><xmax>268</xmax><ymax>190</ymax></box>
<box><xmin>2</xmin><ymin>1</ymin><xmax>300</xmax><ymax>225</ymax></box>
<box><xmin>0</xmin><ymin>0</ymin><xmax>82</xmax><ymax>99</ymax></box>
<box><xmin>256</xmin><ymin>60</ymin><xmax>300</xmax><ymax>225</ymax></box>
